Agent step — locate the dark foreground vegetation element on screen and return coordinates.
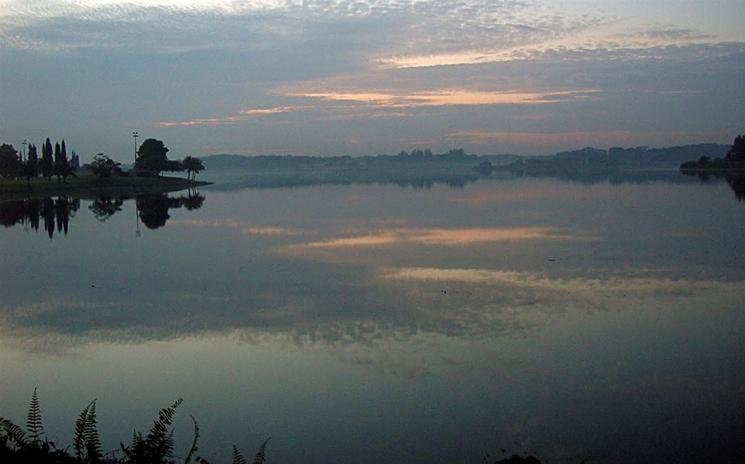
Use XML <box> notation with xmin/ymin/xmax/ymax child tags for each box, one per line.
<box><xmin>2</xmin><ymin>391</ymin><xmax>548</xmax><ymax>464</ymax></box>
<box><xmin>1</xmin><ymin>390</ymin><xmax>268</xmax><ymax>464</ymax></box>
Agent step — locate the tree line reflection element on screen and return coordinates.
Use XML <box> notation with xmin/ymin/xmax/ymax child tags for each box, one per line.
<box><xmin>0</xmin><ymin>191</ymin><xmax>204</xmax><ymax>237</ymax></box>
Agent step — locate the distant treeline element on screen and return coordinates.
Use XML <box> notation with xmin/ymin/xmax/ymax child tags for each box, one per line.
<box><xmin>680</xmin><ymin>134</ymin><xmax>745</xmax><ymax>171</ymax></box>
<box><xmin>202</xmin><ymin>148</ymin><xmax>480</xmax><ymax>171</ymax></box>
<box><xmin>0</xmin><ymin>138</ymin><xmax>80</xmax><ymax>183</ymax></box>
<box><xmin>504</xmin><ymin>143</ymin><xmax>730</xmax><ymax>173</ymax></box>
<box><xmin>202</xmin><ymin>144</ymin><xmax>732</xmax><ymax>174</ymax></box>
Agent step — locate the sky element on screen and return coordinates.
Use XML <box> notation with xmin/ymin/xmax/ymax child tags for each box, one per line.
<box><xmin>0</xmin><ymin>0</ymin><xmax>744</xmax><ymax>161</ymax></box>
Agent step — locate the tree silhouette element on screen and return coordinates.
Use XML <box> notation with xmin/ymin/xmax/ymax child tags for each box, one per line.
<box><xmin>40</xmin><ymin>138</ymin><xmax>54</xmax><ymax>180</ymax></box>
<box><xmin>135</xmin><ymin>138</ymin><xmax>170</xmax><ymax>176</ymax></box>
<box><xmin>89</xmin><ymin>153</ymin><xmax>121</xmax><ymax>178</ymax></box>
<box><xmin>0</xmin><ymin>144</ymin><xmax>19</xmax><ymax>178</ymax></box>
<box><xmin>54</xmin><ymin>140</ymin><xmax>72</xmax><ymax>182</ymax></box>
<box><xmin>182</xmin><ymin>156</ymin><xmax>204</xmax><ymax>181</ymax></box>
<box><xmin>725</xmin><ymin>134</ymin><xmax>745</xmax><ymax>163</ymax></box>
<box><xmin>23</xmin><ymin>144</ymin><xmax>39</xmax><ymax>183</ymax></box>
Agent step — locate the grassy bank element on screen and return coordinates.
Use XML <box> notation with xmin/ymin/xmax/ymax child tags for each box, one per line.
<box><xmin>0</xmin><ymin>175</ymin><xmax>210</xmax><ymax>198</ymax></box>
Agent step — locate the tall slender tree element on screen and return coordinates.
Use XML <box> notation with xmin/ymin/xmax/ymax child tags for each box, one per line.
<box><xmin>54</xmin><ymin>142</ymin><xmax>62</xmax><ymax>182</ymax></box>
<box><xmin>22</xmin><ymin>144</ymin><xmax>39</xmax><ymax>184</ymax></box>
<box><xmin>40</xmin><ymin>138</ymin><xmax>54</xmax><ymax>180</ymax></box>
<box><xmin>54</xmin><ymin>140</ymin><xmax>71</xmax><ymax>182</ymax></box>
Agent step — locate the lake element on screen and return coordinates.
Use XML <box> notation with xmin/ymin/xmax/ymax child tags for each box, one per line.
<box><xmin>1</xmin><ymin>173</ymin><xmax>744</xmax><ymax>463</ymax></box>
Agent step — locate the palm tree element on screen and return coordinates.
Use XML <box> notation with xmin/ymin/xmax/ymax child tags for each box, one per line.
<box><xmin>182</xmin><ymin>156</ymin><xmax>204</xmax><ymax>181</ymax></box>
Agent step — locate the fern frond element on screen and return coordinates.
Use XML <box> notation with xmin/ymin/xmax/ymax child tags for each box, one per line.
<box><xmin>232</xmin><ymin>445</ymin><xmax>247</xmax><ymax>464</ymax></box>
<box><xmin>144</xmin><ymin>398</ymin><xmax>183</xmax><ymax>462</ymax></box>
<box><xmin>84</xmin><ymin>401</ymin><xmax>103</xmax><ymax>463</ymax></box>
<box><xmin>0</xmin><ymin>417</ymin><xmax>27</xmax><ymax>447</ymax></box>
<box><xmin>252</xmin><ymin>438</ymin><xmax>270</xmax><ymax>464</ymax></box>
<box><xmin>26</xmin><ymin>387</ymin><xmax>44</xmax><ymax>442</ymax></box>
<box><xmin>184</xmin><ymin>415</ymin><xmax>200</xmax><ymax>464</ymax></box>
<box><xmin>124</xmin><ymin>429</ymin><xmax>147</xmax><ymax>464</ymax></box>
<box><xmin>73</xmin><ymin>400</ymin><xmax>94</xmax><ymax>459</ymax></box>
<box><xmin>165</xmin><ymin>429</ymin><xmax>175</xmax><ymax>457</ymax></box>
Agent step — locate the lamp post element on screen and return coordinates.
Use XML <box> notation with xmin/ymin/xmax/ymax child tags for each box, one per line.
<box><xmin>132</xmin><ymin>131</ymin><xmax>139</xmax><ymax>163</ymax></box>
<box><xmin>22</xmin><ymin>139</ymin><xmax>27</xmax><ymax>162</ymax></box>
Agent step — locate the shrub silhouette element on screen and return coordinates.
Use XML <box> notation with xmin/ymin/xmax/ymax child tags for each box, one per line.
<box><xmin>0</xmin><ymin>390</ymin><xmax>269</xmax><ymax>464</ymax></box>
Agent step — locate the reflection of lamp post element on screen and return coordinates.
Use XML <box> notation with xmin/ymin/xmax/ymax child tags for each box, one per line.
<box><xmin>21</xmin><ymin>139</ymin><xmax>27</xmax><ymax>162</ymax></box>
<box><xmin>135</xmin><ymin>200</ymin><xmax>141</xmax><ymax>238</ymax></box>
<box><xmin>132</xmin><ymin>131</ymin><xmax>139</xmax><ymax>163</ymax></box>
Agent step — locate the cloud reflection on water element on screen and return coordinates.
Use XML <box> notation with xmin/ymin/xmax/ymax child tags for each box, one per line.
<box><xmin>284</xmin><ymin>226</ymin><xmax>588</xmax><ymax>252</ymax></box>
<box><xmin>380</xmin><ymin>267</ymin><xmax>742</xmax><ymax>298</ymax></box>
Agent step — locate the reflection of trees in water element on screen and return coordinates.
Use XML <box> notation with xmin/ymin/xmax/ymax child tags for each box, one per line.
<box><xmin>0</xmin><ymin>196</ymin><xmax>80</xmax><ymax>238</ymax></box>
<box><xmin>680</xmin><ymin>170</ymin><xmax>745</xmax><ymax>202</ymax></box>
<box><xmin>89</xmin><ymin>197</ymin><xmax>124</xmax><ymax>222</ymax></box>
<box><xmin>136</xmin><ymin>190</ymin><xmax>205</xmax><ymax>229</ymax></box>
<box><xmin>0</xmin><ymin>190</ymin><xmax>204</xmax><ymax>237</ymax></box>
<box><xmin>726</xmin><ymin>176</ymin><xmax>745</xmax><ymax>202</ymax></box>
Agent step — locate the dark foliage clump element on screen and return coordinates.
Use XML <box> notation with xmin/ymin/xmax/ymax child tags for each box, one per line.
<box><xmin>0</xmin><ymin>390</ymin><xmax>268</xmax><ymax>464</ymax></box>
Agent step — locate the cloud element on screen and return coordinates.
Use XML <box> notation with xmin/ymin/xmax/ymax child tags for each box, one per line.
<box><xmin>155</xmin><ymin>87</ymin><xmax>598</xmax><ymax>128</ymax></box>
<box><xmin>1</xmin><ymin>0</ymin><xmax>744</xmax><ymax>156</ymax></box>
<box><xmin>287</xmin><ymin>88</ymin><xmax>599</xmax><ymax>108</ymax></box>
<box><xmin>156</xmin><ymin>106</ymin><xmax>303</xmax><ymax>127</ymax></box>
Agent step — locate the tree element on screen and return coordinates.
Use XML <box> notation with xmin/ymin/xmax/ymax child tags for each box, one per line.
<box><xmin>89</xmin><ymin>153</ymin><xmax>121</xmax><ymax>178</ymax></box>
<box><xmin>40</xmin><ymin>138</ymin><xmax>54</xmax><ymax>180</ymax></box>
<box><xmin>167</xmin><ymin>159</ymin><xmax>184</xmax><ymax>174</ymax></box>
<box><xmin>21</xmin><ymin>144</ymin><xmax>39</xmax><ymax>184</ymax></box>
<box><xmin>725</xmin><ymin>134</ymin><xmax>745</xmax><ymax>163</ymax></box>
<box><xmin>54</xmin><ymin>140</ymin><xmax>71</xmax><ymax>182</ymax></box>
<box><xmin>0</xmin><ymin>144</ymin><xmax>19</xmax><ymax>179</ymax></box>
<box><xmin>182</xmin><ymin>156</ymin><xmax>204</xmax><ymax>180</ymax></box>
<box><xmin>135</xmin><ymin>138</ymin><xmax>170</xmax><ymax>176</ymax></box>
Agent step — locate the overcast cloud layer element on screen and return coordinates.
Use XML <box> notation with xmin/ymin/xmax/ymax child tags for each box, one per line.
<box><xmin>1</xmin><ymin>0</ymin><xmax>744</xmax><ymax>159</ymax></box>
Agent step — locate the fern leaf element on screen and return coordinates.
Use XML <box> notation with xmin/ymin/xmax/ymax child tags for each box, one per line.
<box><xmin>144</xmin><ymin>398</ymin><xmax>183</xmax><ymax>461</ymax></box>
<box><xmin>26</xmin><ymin>387</ymin><xmax>44</xmax><ymax>442</ymax></box>
<box><xmin>0</xmin><ymin>417</ymin><xmax>27</xmax><ymax>447</ymax></box>
<box><xmin>184</xmin><ymin>415</ymin><xmax>200</xmax><ymax>464</ymax></box>
<box><xmin>128</xmin><ymin>430</ymin><xmax>146</xmax><ymax>463</ymax></box>
<box><xmin>73</xmin><ymin>400</ymin><xmax>94</xmax><ymax>459</ymax></box>
<box><xmin>84</xmin><ymin>401</ymin><xmax>103</xmax><ymax>463</ymax></box>
<box><xmin>232</xmin><ymin>445</ymin><xmax>247</xmax><ymax>464</ymax></box>
<box><xmin>252</xmin><ymin>438</ymin><xmax>270</xmax><ymax>464</ymax></box>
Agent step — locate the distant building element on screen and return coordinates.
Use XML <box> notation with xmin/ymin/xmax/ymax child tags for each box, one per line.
<box><xmin>70</xmin><ymin>151</ymin><xmax>80</xmax><ymax>170</ymax></box>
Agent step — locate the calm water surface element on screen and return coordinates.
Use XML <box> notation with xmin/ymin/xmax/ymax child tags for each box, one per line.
<box><xmin>1</xmin><ymin>175</ymin><xmax>744</xmax><ymax>463</ymax></box>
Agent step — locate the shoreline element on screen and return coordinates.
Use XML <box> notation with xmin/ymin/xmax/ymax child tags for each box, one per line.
<box><xmin>0</xmin><ymin>175</ymin><xmax>210</xmax><ymax>198</ymax></box>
